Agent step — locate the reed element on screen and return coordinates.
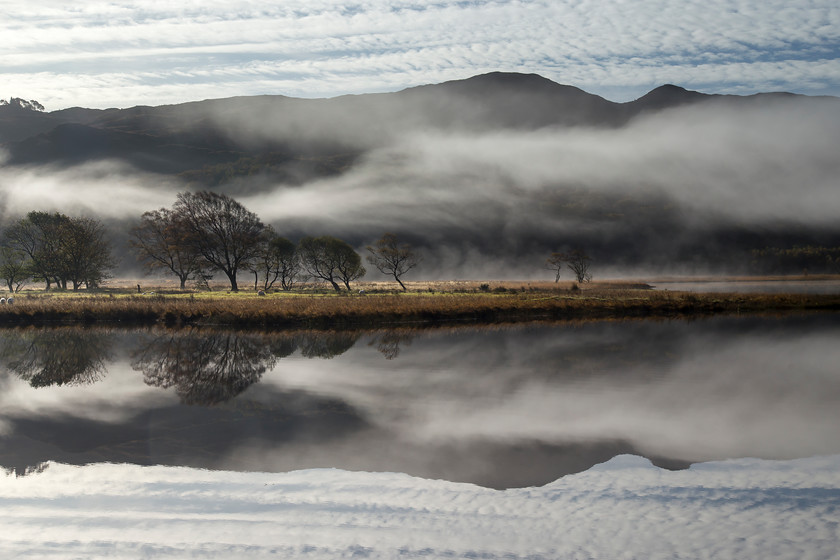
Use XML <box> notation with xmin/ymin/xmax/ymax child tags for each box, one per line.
<box><xmin>0</xmin><ymin>284</ymin><xmax>838</xmax><ymax>328</ymax></box>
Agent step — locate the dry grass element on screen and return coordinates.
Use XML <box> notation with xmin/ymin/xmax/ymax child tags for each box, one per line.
<box><xmin>1</xmin><ymin>280</ymin><xmax>839</xmax><ymax>328</ymax></box>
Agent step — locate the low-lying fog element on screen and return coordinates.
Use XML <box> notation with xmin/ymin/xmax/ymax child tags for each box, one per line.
<box><xmin>2</xmin><ymin>96</ymin><xmax>839</xmax><ymax>279</ymax></box>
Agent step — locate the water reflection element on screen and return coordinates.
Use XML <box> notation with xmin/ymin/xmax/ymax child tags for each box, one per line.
<box><xmin>129</xmin><ymin>329</ymin><xmax>363</xmax><ymax>405</ymax></box>
<box><xmin>1</xmin><ymin>316</ymin><xmax>839</xmax><ymax>489</ymax></box>
<box><xmin>0</xmin><ymin>327</ymin><xmax>113</xmax><ymax>387</ymax></box>
<box><xmin>368</xmin><ymin>330</ymin><xmax>414</xmax><ymax>360</ymax></box>
<box><xmin>131</xmin><ymin>331</ymin><xmax>277</xmax><ymax>405</ymax></box>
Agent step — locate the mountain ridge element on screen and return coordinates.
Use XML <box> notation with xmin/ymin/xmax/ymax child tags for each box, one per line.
<box><xmin>1</xmin><ymin>72</ymin><xmax>834</xmax><ymax>185</ymax></box>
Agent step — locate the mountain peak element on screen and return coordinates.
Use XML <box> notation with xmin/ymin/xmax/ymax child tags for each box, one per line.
<box><xmin>0</xmin><ymin>98</ymin><xmax>45</xmax><ymax>112</ymax></box>
<box><xmin>631</xmin><ymin>84</ymin><xmax>711</xmax><ymax>111</ymax></box>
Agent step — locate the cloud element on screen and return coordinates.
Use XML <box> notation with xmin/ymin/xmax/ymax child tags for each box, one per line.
<box><xmin>1</xmin><ymin>1</ymin><xmax>839</xmax><ymax>109</ymax></box>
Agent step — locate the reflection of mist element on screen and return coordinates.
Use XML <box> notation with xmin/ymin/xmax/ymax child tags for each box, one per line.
<box><xmin>266</xmin><ymin>317</ymin><xmax>840</xmax><ymax>465</ymax></box>
<box><xmin>0</xmin><ymin>327</ymin><xmax>113</xmax><ymax>387</ymax></box>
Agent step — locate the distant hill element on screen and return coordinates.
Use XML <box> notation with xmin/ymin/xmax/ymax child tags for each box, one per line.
<box><xmin>2</xmin><ymin>73</ymin><xmax>830</xmax><ymax>186</ymax></box>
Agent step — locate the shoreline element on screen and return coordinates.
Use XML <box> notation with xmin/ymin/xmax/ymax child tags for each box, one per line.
<box><xmin>1</xmin><ymin>284</ymin><xmax>839</xmax><ymax>328</ymax></box>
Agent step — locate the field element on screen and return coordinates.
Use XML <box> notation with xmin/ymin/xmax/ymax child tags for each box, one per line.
<box><xmin>1</xmin><ymin>278</ymin><xmax>839</xmax><ymax>328</ymax></box>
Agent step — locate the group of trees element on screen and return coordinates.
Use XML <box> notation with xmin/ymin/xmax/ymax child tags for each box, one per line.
<box><xmin>545</xmin><ymin>249</ymin><xmax>592</xmax><ymax>284</ymax></box>
<box><xmin>0</xmin><ymin>190</ymin><xmax>593</xmax><ymax>294</ymax></box>
<box><xmin>0</xmin><ymin>211</ymin><xmax>116</xmax><ymax>292</ymax></box>
<box><xmin>131</xmin><ymin>191</ymin><xmax>420</xmax><ymax>292</ymax></box>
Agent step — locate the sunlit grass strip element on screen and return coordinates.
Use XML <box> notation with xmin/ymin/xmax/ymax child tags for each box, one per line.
<box><xmin>0</xmin><ymin>289</ymin><xmax>839</xmax><ymax>328</ymax></box>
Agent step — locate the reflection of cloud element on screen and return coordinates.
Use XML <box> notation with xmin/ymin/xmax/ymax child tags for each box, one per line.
<box><xmin>266</xmin><ymin>318</ymin><xmax>840</xmax><ymax>463</ymax></box>
<box><xmin>0</xmin><ymin>454</ymin><xmax>837</xmax><ymax>558</ymax></box>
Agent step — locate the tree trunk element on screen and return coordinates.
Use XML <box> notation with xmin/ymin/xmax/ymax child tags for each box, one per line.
<box><xmin>329</xmin><ymin>279</ymin><xmax>341</xmax><ymax>291</ymax></box>
<box><xmin>393</xmin><ymin>272</ymin><xmax>406</xmax><ymax>291</ymax></box>
<box><xmin>225</xmin><ymin>270</ymin><xmax>239</xmax><ymax>292</ymax></box>
<box><xmin>179</xmin><ymin>275</ymin><xmax>187</xmax><ymax>290</ymax></box>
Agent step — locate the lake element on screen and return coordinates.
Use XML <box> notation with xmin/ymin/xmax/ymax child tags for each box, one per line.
<box><xmin>651</xmin><ymin>279</ymin><xmax>840</xmax><ymax>294</ymax></box>
<box><xmin>2</xmin><ymin>314</ymin><xmax>839</xmax><ymax>489</ymax></box>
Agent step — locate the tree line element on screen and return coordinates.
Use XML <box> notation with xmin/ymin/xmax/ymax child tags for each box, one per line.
<box><xmin>1</xmin><ymin>190</ymin><xmax>603</xmax><ymax>293</ymax></box>
<box><xmin>131</xmin><ymin>191</ymin><xmax>421</xmax><ymax>292</ymax></box>
<box><xmin>0</xmin><ymin>191</ymin><xmax>422</xmax><ymax>293</ymax></box>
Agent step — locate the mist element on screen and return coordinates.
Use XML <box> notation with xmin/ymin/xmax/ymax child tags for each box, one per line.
<box><xmin>1</xmin><ymin>94</ymin><xmax>839</xmax><ymax>279</ymax></box>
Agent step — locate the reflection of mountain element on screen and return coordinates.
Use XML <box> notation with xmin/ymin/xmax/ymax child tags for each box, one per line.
<box><xmin>0</xmin><ymin>328</ymin><xmax>113</xmax><ymax>387</ymax></box>
<box><xmin>0</xmin><ymin>387</ymin><xmax>369</xmax><ymax>479</ymax></box>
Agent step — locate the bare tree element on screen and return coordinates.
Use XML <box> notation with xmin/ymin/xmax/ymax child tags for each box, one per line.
<box><xmin>252</xmin><ymin>228</ymin><xmax>303</xmax><ymax>291</ymax></box>
<box><xmin>546</xmin><ymin>249</ymin><xmax>592</xmax><ymax>283</ymax></box>
<box><xmin>366</xmin><ymin>233</ymin><xmax>420</xmax><ymax>291</ymax></box>
<box><xmin>130</xmin><ymin>208</ymin><xmax>205</xmax><ymax>290</ymax></box>
<box><xmin>298</xmin><ymin>235</ymin><xmax>365</xmax><ymax>291</ymax></box>
<box><xmin>173</xmin><ymin>191</ymin><xmax>265</xmax><ymax>292</ymax></box>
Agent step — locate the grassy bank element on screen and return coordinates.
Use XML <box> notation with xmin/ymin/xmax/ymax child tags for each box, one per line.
<box><xmin>1</xmin><ymin>281</ymin><xmax>839</xmax><ymax>328</ymax></box>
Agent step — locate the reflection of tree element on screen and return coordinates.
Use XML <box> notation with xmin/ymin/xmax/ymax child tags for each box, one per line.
<box><xmin>368</xmin><ymin>330</ymin><xmax>414</xmax><ymax>360</ymax></box>
<box><xmin>131</xmin><ymin>329</ymin><xmax>362</xmax><ymax>405</ymax></box>
<box><xmin>298</xmin><ymin>331</ymin><xmax>360</xmax><ymax>359</ymax></box>
<box><xmin>0</xmin><ymin>327</ymin><xmax>112</xmax><ymax>387</ymax></box>
<box><xmin>131</xmin><ymin>330</ymin><xmax>278</xmax><ymax>406</ymax></box>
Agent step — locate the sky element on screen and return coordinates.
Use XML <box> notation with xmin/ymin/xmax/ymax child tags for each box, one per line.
<box><xmin>2</xmin><ymin>0</ymin><xmax>840</xmax><ymax>110</ymax></box>
<box><xmin>2</xmin><ymin>454</ymin><xmax>839</xmax><ymax>559</ymax></box>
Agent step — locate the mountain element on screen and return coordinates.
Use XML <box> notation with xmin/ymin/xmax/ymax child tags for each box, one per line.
<box><xmin>2</xmin><ymin>73</ymin><xmax>826</xmax><ymax>186</ymax></box>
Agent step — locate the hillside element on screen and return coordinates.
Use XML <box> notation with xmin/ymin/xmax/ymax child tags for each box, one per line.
<box><xmin>2</xmin><ymin>72</ymin><xmax>822</xmax><ymax>185</ymax></box>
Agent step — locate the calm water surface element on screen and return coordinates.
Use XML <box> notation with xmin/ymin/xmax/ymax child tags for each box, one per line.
<box><xmin>1</xmin><ymin>314</ymin><xmax>839</xmax><ymax>489</ymax></box>
<box><xmin>652</xmin><ymin>279</ymin><xmax>840</xmax><ymax>294</ymax></box>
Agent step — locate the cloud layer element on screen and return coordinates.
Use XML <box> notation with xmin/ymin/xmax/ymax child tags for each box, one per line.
<box><xmin>1</xmin><ymin>1</ymin><xmax>839</xmax><ymax>109</ymax></box>
<box><xmin>1</xmin><ymin>454</ymin><xmax>838</xmax><ymax>559</ymax></box>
